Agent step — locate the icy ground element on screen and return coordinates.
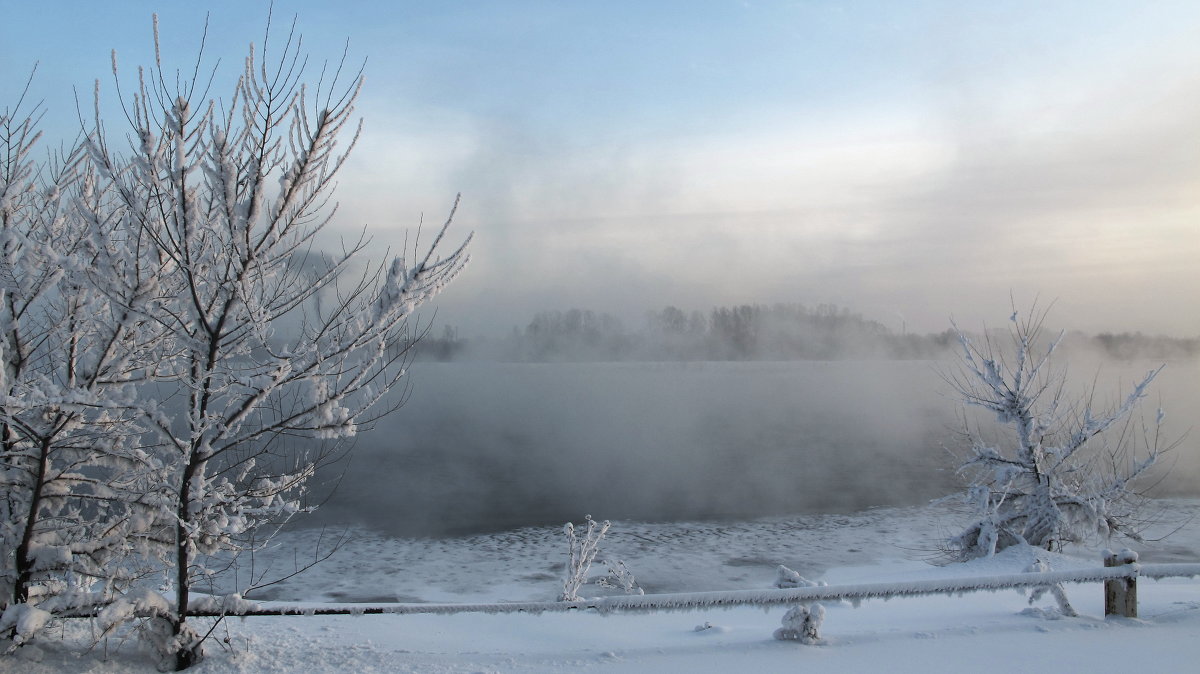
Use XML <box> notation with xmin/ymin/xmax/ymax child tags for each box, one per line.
<box><xmin>4</xmin><ymin>499</ymin><xmax>1200</xmax><ymax>672</ymax></box>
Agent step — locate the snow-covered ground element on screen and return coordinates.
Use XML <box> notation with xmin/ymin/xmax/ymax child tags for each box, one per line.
<box><xmin>4</xmin><ymin>499</ymin><xmax>1200</xmax><ymax>672</ymax></box>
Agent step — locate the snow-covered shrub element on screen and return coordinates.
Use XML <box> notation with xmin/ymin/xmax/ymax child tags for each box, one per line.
<box><xmin>597</xmin><ymin>559</ymin><xmax>643</xmax><ymax>596</ymax></box>
<box><xmin>773</xmin><ymin>603</ymin><xmax>824</xmax><ymax>644</ymax></box>
<box><xmin>560</xmin><ymin>515</ymin><xmax>610</xmax><ymax>601</ymax></box>
<box><xmin>774</xmin><ymin>564</ymin><xmax>824</xmax><ymax>589</ymax></box>
<box><xmin>559</xmin><ymin>517</ymin><xmax>642</xmax><ymax>600</ymax></box>
<box><xmin>1024</xmin><ymin>556</ymin><xmax>1077</xmax><ymax>617</ymax></box>
<box><xmin>944</xmin><ymin>305</ymin><xmax>1170</xmax><ymax>561</ymax></box>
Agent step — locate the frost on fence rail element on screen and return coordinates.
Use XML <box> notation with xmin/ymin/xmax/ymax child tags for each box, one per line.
<box><xmin>169</xmin><ymin>561</ymin><xmax>1200</xmax><ymax>618</ymax></box>
<box><xmin>20</xmin><ymin>559</ymin><xmax>1196</xmax><ymax>653</ymax></box>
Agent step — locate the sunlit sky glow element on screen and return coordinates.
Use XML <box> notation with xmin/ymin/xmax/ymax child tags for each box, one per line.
<box><xmin>5</xmin><ymin>1</ymin><xmax>1198</xmax><ymax>336</ymax></box>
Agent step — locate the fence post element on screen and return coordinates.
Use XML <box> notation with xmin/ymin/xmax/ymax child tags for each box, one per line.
<box><xmin>1103</xmin><ymin>548</ymin><xmax>1138</xmax><ymax>618</ymax></box>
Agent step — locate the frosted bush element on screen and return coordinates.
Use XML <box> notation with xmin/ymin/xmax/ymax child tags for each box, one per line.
<box><xmin>775</xmin><ymin>564</ymin><xmax>824</xmax><ymax>589</ymax></box>
<box><xmin>1024</xmin><ymin>556</ymin><xmax>1077</xmax><ymax>617</ymax></box>
<box><xmin>597</xmin><ymin>559</ymin><xmax>643</xmax><ymax>596</ymax></box>
<box><xmin>773</xmin><ymin>604</ymin><xmax>824</xmax><ymax>644</ymax></box>
<box><xmin>944</xmin><ymin>305</ymin><xmax>1171</xmax><ymax>560</ymax></box>
<box><xmin>560</xmin><ymin>516</ymin><xmax>610</xmax><ymax>601</ymax></box>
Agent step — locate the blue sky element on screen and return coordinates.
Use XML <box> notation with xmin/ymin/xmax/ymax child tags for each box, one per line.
<box><xmin>4</xmin><ymin>1</ymin><xmax>1199</xmax><ymax>336</ymax></box>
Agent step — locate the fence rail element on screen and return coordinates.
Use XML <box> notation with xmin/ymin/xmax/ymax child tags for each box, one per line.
<box><xmin>186</xmin><ymin>558</ymin><xmax>1200</xmax><ymax>620</ymax></box>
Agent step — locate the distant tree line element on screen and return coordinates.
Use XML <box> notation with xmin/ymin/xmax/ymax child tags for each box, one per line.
<box><xmin>414</xmin><ymin>304</ymin><xmax>1200</xmax><ymax>363</ymax></box>
<box><xmin>415</xmin><ymin>303</ymin><xmax>954</xmax><ymax>361</ymax></box>
<box><xmin>1090</xmin><ymin>331</ymin><xmax>1200</xmax><ymax>361</ymax></box>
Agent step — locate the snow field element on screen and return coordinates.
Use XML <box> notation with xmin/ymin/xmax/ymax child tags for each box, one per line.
<box><xmin>3</xmin><ymin>499</ymin><xmax>1198</xmax><ymax>672</ymax></box>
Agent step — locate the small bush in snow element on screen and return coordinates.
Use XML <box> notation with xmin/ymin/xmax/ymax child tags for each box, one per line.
<box><xmin>1024</xmin><ymin>556</ymin><xmax>1077</xmax><ymax>617</ymax></box>
<box><xmin>559</xmin><ymin>517</ymin><xmax>641</xmax><ymax>600</ymax></box>
<box><xmin>597</xmin><ymin>559</ymin><xmax>643</xmax><ymax>596</ymax></box>
<box><xmin>774</xmin><ymin>603</ymin><xmax>824</xmax><ymax>644</ymax></box>
<box><xmin>560</xmin><ymin>516</ymin><xmax>610</xmax><ymax>601</ymax></box>
<box><xmin>774</xmin><ymin>565</ymin><xmax>824</xmax><ymax>589</ymax></box>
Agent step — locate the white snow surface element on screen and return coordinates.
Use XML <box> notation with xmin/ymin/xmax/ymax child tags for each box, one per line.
<box><xmin>3</xmin><ymin>498</ymin><xmax>1200</xmax><ymax>673</ymax></box>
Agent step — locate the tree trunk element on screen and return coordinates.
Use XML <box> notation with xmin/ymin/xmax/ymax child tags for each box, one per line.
<box><xmin>172</xmin><ymin>458</ymin><xmax>199</xmax><ymax>670</ymax></box>
<box><xmin>13</xmin><ymin>437</ymin><xmax>52</xmax><ymax>605</ymax></box>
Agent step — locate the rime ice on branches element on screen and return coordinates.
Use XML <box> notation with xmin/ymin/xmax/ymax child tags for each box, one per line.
<box><xmin>944</xmin><ymin>304</ymin><xmax>1170</xmax><ymax>561</ymax></box>
<box><xmin>4</xmin><ymin>12</ymin><xmax>469</xmax><ymax>670</ymax></box>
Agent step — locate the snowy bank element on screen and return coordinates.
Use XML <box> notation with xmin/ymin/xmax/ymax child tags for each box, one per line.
<box><xmin>2</xmin><ymin>499</ymin><xmax>1198</xmax><ymax>673</ymax></box>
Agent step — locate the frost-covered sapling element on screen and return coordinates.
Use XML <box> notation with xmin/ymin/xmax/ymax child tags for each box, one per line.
<box><xmin>79</xmin><ymin>14</ymin><xmax>470</xmax><ymax>669</ymax></box>
<box><xmin>560</xmin><ymin>515</ymin><xmax>610</xmax><ymax>601</ymax></box>
<box><xmin>944</xmin><ymin>305</ymin><xmax>1170</xmax><ymax>561</ymax></box>
<box><xmin>560</xmin><ymin>517</ymin><xmax>641</xmax><ymax>600</ymax></box>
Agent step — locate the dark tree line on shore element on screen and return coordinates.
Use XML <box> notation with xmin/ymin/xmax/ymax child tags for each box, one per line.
<box><xmin>416</xmin><ymin>304</ymin><xmax>1200</xmax><ymax>363</ymax></box>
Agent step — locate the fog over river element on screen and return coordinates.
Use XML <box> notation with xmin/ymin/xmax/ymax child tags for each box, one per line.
<box><xmin>305</xmin><ymin>359</ymin><xmax>1199</xmax><ymax>537</ymax></box>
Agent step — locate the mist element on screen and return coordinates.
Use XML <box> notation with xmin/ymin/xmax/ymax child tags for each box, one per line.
<box><xmin>305</xmin><ymin>352</ymin><xmax>1198</xmax><ymax>537</ymax></box>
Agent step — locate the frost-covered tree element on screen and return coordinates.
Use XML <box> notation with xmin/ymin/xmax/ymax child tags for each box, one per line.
<box><xmin>0</xmin><ymin>71</ymin><xmax>175</xmax><ymax>641</ymax></box>
<box><xmin>3</xmin><ymin>14</ymin><xmax>467</xmax><ymax>666</ymax></box>
<box><xmin>73</xmin><ymin>16</ymin><xmax>471</xmax><ymax>669</ymax></box>
<box><xmin>945</xmin><ymin>306</ymin><xmax>1168</xmax><ymax>561</ymax></box>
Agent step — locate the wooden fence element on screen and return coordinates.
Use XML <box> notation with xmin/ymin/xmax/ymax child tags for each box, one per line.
<box><xmin>185</xmin><ymin>550</ymin><xmax>1200</xmax><ymax>642</ymax></box>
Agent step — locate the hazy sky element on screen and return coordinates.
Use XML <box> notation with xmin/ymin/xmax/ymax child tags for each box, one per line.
<box><xmin>5</xmin><ymin>1</ymin><xmax>1198</xmax><ymax>337</ymax></box>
